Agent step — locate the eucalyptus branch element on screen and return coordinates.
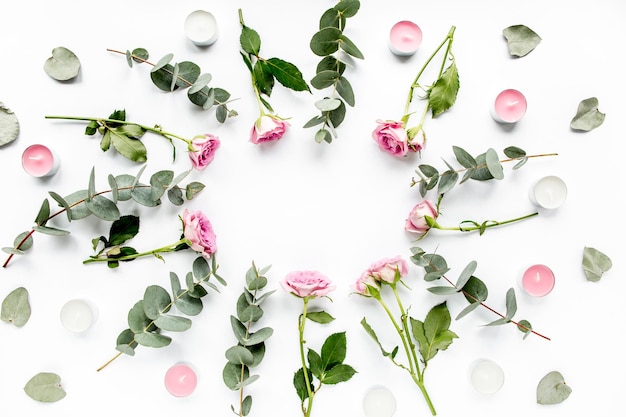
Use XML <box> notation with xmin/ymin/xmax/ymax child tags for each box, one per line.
<box><xmin>2</xmin><ymin>166</ymin><xmax>204</xmax><ymax>268</ymax></box>
<box><xmin>107</xmin><ymin>48</ymin><xmax>237</xmax><ymax>123</ymax></box>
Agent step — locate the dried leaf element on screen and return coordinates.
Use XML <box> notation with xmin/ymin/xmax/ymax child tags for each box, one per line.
<box><xmin>570</xmin><ymin>97</ymin><xmax>605</xmax><ymax>131</ymax></box>
<box><xmin>503</xmin><ymin>25</ymin><xmax>541</xmax><ymax>57</ymax></box>
<box><xmin>1</xmin><ymin>287</ymin><xmax>31</xmax><ymax>327</ymax></box>
<box><xmin>582</xmin><ymin>246</ymin><xmax>612</xmax><ymax>282</ymax></box>
<box><xmin>0</xmin><ymin>101</ymin><xmax>19</xmax><ymax>147</ymax></box>
<box><xmin>24</xmin><ymin>372</ymin><xmax>66</xmax><ymax>402</ymax></box>
<box><xmin>44</xmin><ymin>46</ymin><xmax>81</xmax><ymax>81</ymax></box>
<box><xmin>537</xmin><ymin>371</ymin><xmax>572</xmax><ymax>405</ymax></box>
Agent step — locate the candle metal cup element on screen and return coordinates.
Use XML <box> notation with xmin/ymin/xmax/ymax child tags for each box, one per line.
<box><xmin>21</xmin><ymin>144</ymin><xmax>60</xmax><ymax>177</ymax></box>
<box><xmin>184</xmin><ymin>10</ymin><xmax>219</xmax><ymax>46</ymax></box>
<box><xmin>491</xmin><ymin>89</ymin><xmax>527</xmax><ymax>123</ymax></box>
<box><xmin>388</xmin><ymin>21</ymin><xmax>422</xmax><ymax>56</ymax></box>
<box><xmin>529</xmin><ymin>175</ymin><xmax>567</xmax><ymax>209</ymax></box>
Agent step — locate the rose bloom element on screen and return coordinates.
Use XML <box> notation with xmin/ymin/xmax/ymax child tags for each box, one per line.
<box><xmin>371</xmin><ymin>119</ymin><xmax>409</xmax><ymax>157</ymax></box>
<box><xmin>405</xmin><ymin>200</ymin><xmax>438</xmax><ymax>235</ymax></box>
<box><xmin>189</xmin><ymin>134</ymin><xmax>220</xmax><ymax>170</ymax></box>
<box><xmin>182</xmin><ymin>209</ymin><xmax>217</xmax><ymax>258</ymax></box>
<box><xmin>408</xmin><ymin>128</ymin><xmax>426</xmax><ymax>153</ymax></box>
<box><xmin>355</xmin><ymin>271</ymin><xmax>380</xmax><ymax>296</ymax></box>
<box><xmin>250</xmin><ymin>115</ymin><xmax>289</xmax><ymax>144</ymax></box>
<box><xmin>366</xmin><ymin>256</ymin><xmax>409</xmax><ymax>284</ymax></box>
<box><xmin>281</xmin><ymin>270</ymin><xmax>336</xmax><ymax>298</ymax></box>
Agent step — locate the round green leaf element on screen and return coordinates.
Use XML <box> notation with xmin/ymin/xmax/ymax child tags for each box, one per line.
<box><xmin>84</xmin><ymin>195</ymin><xmax>120</xmax><ymax>221</ymax></box>
<box><xmin>0</xmin><ymin>102</ymin><xmax>19</xmax><ymax>146</ymax></box>
<box><xmin>502</xmin><ymin>25</ymin><xmax>542</xmax><ymax>57</ymax></box>
<box><xmin>1</xmin><ymin>287</ymin><xmax>31</xmax><ymax>327</ymax></box>
<box><xmin>225</xmin><ymin>345</ymin><xmax>254</xmax><ymax>365</ymax></box>
<box><xmin>570</xmin><ymin>97</ymin><xmax>605</xmax><ymax>132</ymax></box>
<box><xmin>143</xmin><ymin>285</ymin><xmax>171</xmax><ymax>320</ymax></box>
<box><xmin>44</xmin><ymin>46</ymin><xmax>81</xmax><ymax>81</ymax></box>
<box><xmin>24</xmin><ymin>372</ymin><xmax>66</xmax><ymax>402</ymax></box>
<box><xmin>537</xmin><ymin>371</ymin><xmax>572</xmax><ymax>405</ymax></box>
<box><xmin>134</xmin><ymin>331</ymin><xmax>171</xmax><ymax>348</ymax></box>
<box><xmin>310</xmin><ymin>27</ymin><xmax>342</xmax><ymax>56</ymax></box>
<box><xmin>582</xmin><ymin>246</ymin><xmax>612</xmax><ymax>282</ymax></box>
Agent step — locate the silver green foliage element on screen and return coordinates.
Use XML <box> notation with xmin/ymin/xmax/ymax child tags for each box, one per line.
<box><xmin>223</xmin><ymin>262</ymin><xmax>274</xmax><ymax>416</ymax></box>
<box><xmin>24</xmin><ymin>372</ymin><xmax>66</xmax><ymax>403</ymax></box>
<box><xmin>582</xmin><ymin>246</ymin><xmax>612</xmax><ymax>282</ymax></box>
<box><xmin>304</xmin><ymin>0</ymin><xmax>363</xmax><ymax>144</ymax></box>
<box><xmin>570</xmin><ymin>97</ymin><xmax>605</xmax><ymax>131</ymax></box>
<box><xmin>1</xmin><ymin>287</ymin><xmax>31</xmax><ymax>327</ymax></box>
<box><xmin>0</xmin><ymin>102</ymin><xmax>19</xmax><ymax>146</ymax></box>
<box><xmin>537</xmin><ymin>371</ymin><xmax>572</xmax><ymax>405</ymax></box>
<box><xmin>43</xmin><ymin>46</ymin><xmax>81</xmax><ymax>81</ymax></box>
<box><xmin>121</xmin><ymin>48</ymin><xmax>236</xmax><ymax>123</ymax></box>
<box><xmin>502</xmin><ymin>25</ymin><xmax>541</xmax><ymax>57</ymax></box>
<box><xmin>2</xmin><ymin>166</ymin><xmax>204</xmax><ymax>265</ymax></box>
<box><xmin>115</xmin><ymin>256</ymin><xmax>225</xmax><ymax>356</ymax></box>
<box><xmin>410</xmin><ymin>247</ymin><xmax>535</xmax><ymax>339</ymax></box>
<box><xmin>412</xmin><ymin>145</ymin><xmax>530</xmax><ymax>198</ymax></box>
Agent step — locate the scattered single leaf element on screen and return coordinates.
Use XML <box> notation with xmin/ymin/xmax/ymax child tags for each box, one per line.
<box><xmin>44</xmin><ymin>47</ymin><xmax>81</xmax><ymax>81</ymax></box>
<box><xmin>0</xmin><ymin>101</ymin><xmax>19</xmax><ymax>146</ymax></box>
<box><xmin>537</xmin><ymin>370</ymin><xmax>572</xmax><ymax>405</ymax></box>
<box><xmin>570</xmin><ymin>97</ymin><xmax>605</xmax><ymax>131</ymax></box>
<box><xmin>582</xmin><ymin>246</ymin><xmax>612</xmax><ymax>282</ymax></box>
<box><xmin>502</xmin><ymin>25</ymin><xmax>541</xmax><ymax>57</ymax></box>
<box><xmin>24</xmin><ymin>372</ymin><xmax>66</xmax><ymax>402</ymax></box>
<box><xmin>1</xmin><ymin>287</ymin><xmax>31</xmax><ymax>327</ymax></box>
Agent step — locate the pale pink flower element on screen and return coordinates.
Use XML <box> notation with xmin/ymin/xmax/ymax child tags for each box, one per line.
<box><xmin>405</xmin><ymin>200</ymin><xmax>439</xmax><ymax>235</ymax></box>
<box><xmin>250</xmin><ymin>115</ymin><xmax>289</xmax><ymax>144</ymax></box>
<box><xmin>182</xmin><ymin>209</ymin><xmax>217</xmax><ymax>258</ymax></box>
<box><xmin>281</xmin><ymin>270</ymin><xmax>335</xmax><ymax>298</ymax></box>
<box><xmin>366</xmin><ymin>256</ymin><xmax>409</xmax><ymax>284</ymax></box>
<box><xmin>372</xmin><ymin>119</ymin><xmax>409</xmax><ymax>157</ymax></box>
<box><xmin>188</xmin><ymin>134</ymin><xmax>220</xmax><ymax>170</ymax></box>
<box><xmin>354</xmin><ymin>271</ymin><xmax>380</xmax><ymax>296</ymax></box>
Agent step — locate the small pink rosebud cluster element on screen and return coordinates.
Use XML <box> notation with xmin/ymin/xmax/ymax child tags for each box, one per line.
<box><xmin>355</xmin><ymin>256</ymin><xmax>409</xmax><ymax>296</ymax></box>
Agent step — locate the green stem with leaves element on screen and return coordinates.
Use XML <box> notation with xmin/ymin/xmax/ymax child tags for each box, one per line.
<box><xmin>429</xmin><ymin>211</ymin><xmax>539</xmax><ymax>234</ymax></box>
<box><xmin>45</xmin><ymin>115</ymin><xmax>195</xmax><ymax>152</ymax></box>
<box><xmin>82</xmin><ymin>237</ymin><xmax>190</xmax><ymax>264</ymax></box>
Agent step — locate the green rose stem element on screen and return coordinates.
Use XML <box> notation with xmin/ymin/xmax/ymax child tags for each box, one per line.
<box><xmin>401</xmin><ymin>25</ymin><xmax>456</xmax><ymax>131</ymax></box>
<box><xmin>426</xmin><ymin>211</ymin><xmax>539</xmax><ymax>234</ymax></box>
<box><xmin>44</xmin><ymin>115</ymin><xmax>196</xmax><ymax>152</ymax></box>
<box><xmin>2</xmin><ymin>184</ymin><xmax>180</xmax><ymax>268</ymax></box>
<box><xmin>82</xmin><ymin>238</ymin><xmax>191</xmax><ymax>264</ymax></box>
<box><xmin>372</xmin><ymin>286</ymin><xmax>436</xmax><ymax>415</ymax></box>
<box><xmin>298</xmin><ymin>297</ymin><xmax>316</xmax><ymax>417</ymax></box>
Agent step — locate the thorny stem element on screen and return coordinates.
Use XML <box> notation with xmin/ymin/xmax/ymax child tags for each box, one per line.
<box><xmin>2</xmin><ymin>184</ymin><xmax>182</xmax><ymax>268</ymax></box>
<box><xmin>410</xmin><ymin>153</ymin><xmax>559</xmax><ymax>187</ymax></box>
<box><xmin>401</xmin><ymin>25</ymin><xmax>456</xmax><ymax>128</ymax></box>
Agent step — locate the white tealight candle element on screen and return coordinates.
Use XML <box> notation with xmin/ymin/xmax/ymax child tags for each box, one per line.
<box><xmin>529</xmin><ymin>175</ymin><xmax>567</xmax><ymax>209</ymax></box>
<box><xmin>60</xmin><ymin>299</ymin><xmax>94</xmax><ymax>333</ymax></box>
<box><xmin>184</xmin><ymin>10</ymin><xmax>219</xmax><ymax>46</ymax></box>
<box><xmin>388</xmin><ymin>21</ymin><xmax>422</xmax><ymax>56</ymax></box>
<box><xmin>363</xmin><ymin>385</ymin><xmax>397</xmax><ymax>417</ymax></box>
<box><xmin>470</xmin><ymin>359</ymin><xmax>505</xmax><ymax>394</ymax></box>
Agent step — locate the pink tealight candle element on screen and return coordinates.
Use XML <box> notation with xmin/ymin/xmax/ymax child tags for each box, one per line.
<box><xmin>389</xmin><ymin>21</ymin><xmax>422</xmax><ymax>56</ymax></box>
<box><xmin>22</xmin><ymin>144</ymin><xmax>59</xmax><ymax>177</ymax></box>
<box><xmin>522</xmin><ymin>264</ymin><xmax>555</xmax><ymax>297</ymax></box>
<box><xmin>491</xmin><ymin>89</ymin><xmax>527</xmax><ymax>123</ymax></box>
<box><xmin>164</xmin><ymin>363</ymin><xmax>197</xmax><ymax>397</ymax></box>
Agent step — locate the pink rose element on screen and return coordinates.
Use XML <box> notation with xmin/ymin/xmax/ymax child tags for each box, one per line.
<box><xmin>372</xmin><ymin>120</ymin><xmax>409</xmax><ymax>157</ymax></box>
<box><xmin>408</xmin><ymin>128</ymin><xmax>426</xmax><ymax>153</ymax></box>
<box><xmin>355</xmin><ymin>271</ymin><xmax>380</xmax><ymax>296</ymax></box>
<box><xmin>250</xmin><ymin>115</ymin><xmax>289</xmax><ymax>144</ymax></box>
<box><xmin>182</xmin><ymin>209</ymin><xmax>217</xmax><ymax>258</ymax></box>
<box><xmin>367</xmin><ymin>256</ymin><xmax>409</xmax><ymax>284</ymax></box>
<box><xmin>405</xmin><ymin>200</ymin><xmax>438</xmax><ymax>235</ymax></box>
<box><xmin>188</xmin><ymin>134</ymin><xmax>220</xmax><ymax>170</ymax></box>
<box><xmin>280</xmin><ymin>270</ymin><xmax>336</xmax><ymax>298</ymax></box>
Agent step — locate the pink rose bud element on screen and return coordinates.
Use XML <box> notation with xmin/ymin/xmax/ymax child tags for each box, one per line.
<box><xmin>250</xmin><ymin>115</ymin><xmax>289</xmax><ymax>144</ymax></box>
<box><xmin>280</xmin><ymin>270</ymin><xmax>336</xmax><ymax>298</ymax></box>
<box><xmin>372</xmin><ymin>119</ymin><xmax>409</xmax><ymax>157</ymax></box>
<box><xmin>355</xmin><ymin>271</ymin><xmax>380</xmax><ymax>296</ymax></box>
<box><xmin>189</xmin><ymin>134</ymin><xmax>220</xmax><ymax>170</ymax></box>
<box><xmin>405</xmin><ymin>200</ymin><xmax>438</xmax><ymax>235</ymax></box>
<box><xmin>182</xmin><ymin>209</ymin><xmax>217</xmax><ymax>258</ymax></box>
<box><xmin>367</xmin><ymin>256</ymin><xmax>409</xmax><ymax>284</ymax></box>
<box><xmin>407</xmin><ymin>128</ymin><xmax>426</xmax><ymax>153</ymax></box>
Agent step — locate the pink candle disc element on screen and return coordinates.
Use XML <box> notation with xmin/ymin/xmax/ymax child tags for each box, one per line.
<box><xmin>522</xmin><ymin>264</ymin><xmax>555</xmax><ymax>297</ymax></box>
<box><xmin>164</xmin><ymin>363</ymin><xmax>197</xmax><ymax>397</ymax></box>
<box><xmin>492</xmin><ymin>89</ymin><xmax>527</xmax><ymax>123</ymax></box>
<box><xmin>389</xmin><ymin>21</ymin><xmax>422</xmax><ymax>56</ymax></box>
<box><xmin>22</xmin><ymin>144</ymin><xmax>59</xmax><ymax>177</ymax></box>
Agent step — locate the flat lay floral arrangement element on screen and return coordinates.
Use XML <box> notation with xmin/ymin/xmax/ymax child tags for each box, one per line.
<box><xmin>0</xmin><ymin>1</ymin><xmax>621</xmax><ymax>416</ymax></box>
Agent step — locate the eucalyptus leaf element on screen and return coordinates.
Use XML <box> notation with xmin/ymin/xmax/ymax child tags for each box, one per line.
<box><xmin>223</xmin><ymin>361</ymin><xmax>248</xmax><ymax>390</ymax></box>
<box><xmin>32</xmin><ymin>225</ymin><xmax>70</xmax><ymax>236</ymax></box>
<box><xmin>582</xmin><ymin>246</ymin><xmax>612</xmax><ymax>282</ymax></box>
<box><xmin>338</xmin><ymin>34</ymin><xmax>364</xmax><ymax>59</ymax></box>
<box><xmin>537</xmin><ymin>371</ymin><xmax>572</xmax><ymax>405</ymax></box>
<box><xmin>84</xmin><ymin>195</ymin><xmax>121</xmax><ymax>221</ymax></box>
<box><xmin>0</xmin><ymin>102</ymin><xmax>20</xmax><ymax>146</ymax></box>
<box><xmin>63</xmin><ymin>189</ymin><xmax>91</xmax><ymax>220</ymax></box>
<box><xmin>485</xmin><ymin>148</ymin><xmax>504</xmax><ymax>180</ymax></box>
<box><xmin>226</xmin><ymin>345</ymin><xmax>255</xmax><ymax>365</ymax></box>
<box><xmin>44</xmin><ymin>46</ymin><xmax>81</xmax><ymax>81</ymax></box>
<box><xmin>570</xmin><ymin>97</ymin><xmax>605</xmax><ymax>131</ymax></box>
<box><xmin>24</xmin><ymin>372</ymin><xmax>66</xmax><ymax>402</ymax></box>
<box><xmin>154</xmin><ymin>314</ymin><xmax>192</xmax><ymax>332</ymax></box>
<box><xmin>336</xmin><ymin>76</ymin><xmax>355</xmax><ymax>106</ymax></box>
<box><xmin>502</xmin><ymin>25</ymin><xmax>542</xmax><ymax>57</ymax></box>
<box><xmin>128</xmin><ymin>300</ymin><xmax>154</xmax><ymax>334</ymax></box>
<box><xmin>13</xmin><ymin>231</ymin><xmax>34</xmax><ymax>252</ymax></box>
<box><xmin>1</xmin><ymin>287</ymin><xmax>31</xmax><ymax>327</ymax></box>
<box><xmin>143</xmin><ymin>285</ymin><xmax>171</xmax><ymax>320</ymax></box>
<box><xmin>134</xmin><ymin>331</ymin><xmax>171</xmax><ymax>348</ymax></box>
<box><xmin>310</xmin><ymin>27</ymin><xmax>342</xmax><ymax>56</ymax></box>
<box><xmin>34</xmin><ymin>198</ymin><xmax>50</xmax><ymax>227</ymax></box>
<box><xmin>314</xmin><ymin>98</ymin><xmax>341</xmax><ymax>112</ymax></box>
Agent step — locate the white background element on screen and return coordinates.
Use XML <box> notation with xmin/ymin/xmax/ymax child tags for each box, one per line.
<box><xmin>1</xmin><ymin>0</ymin><xmax>624</xmax><ymax>415</ymax></box>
